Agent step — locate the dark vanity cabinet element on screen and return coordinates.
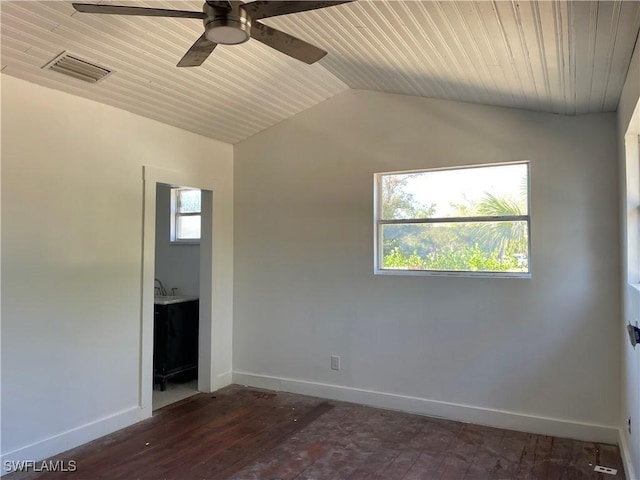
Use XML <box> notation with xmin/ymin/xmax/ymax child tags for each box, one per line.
<box><xmin>153</xmin><ymin>300</ymin><xmax>199</xmax><ymax>391</ymax></box>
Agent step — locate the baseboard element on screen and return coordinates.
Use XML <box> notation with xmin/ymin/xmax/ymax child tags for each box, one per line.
<box><xmin>1</xmin><ymin>406</ymin><xmax>147</xmax><ymax>476</ymax></box>
<box><xmin>233</xmin><ymin>371</ymin><xmax>618</xmax><ymax>444</ymax></box>
<box><xmin>216</xmin><ymin>370</ymin><xmax>233</xmax><ymax>389</ymax></box>
<box><xmin>619</xmin><ymin>427</ymin><xmax>637</xmax><ymax>480</ymax></box>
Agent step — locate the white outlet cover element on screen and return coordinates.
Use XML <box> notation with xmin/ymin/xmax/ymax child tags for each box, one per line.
<box><xmin>330</xmin><ymin>355</ymin><xmax>340</xmax><ymax>370</ymax></box>
<box><xmin>594</xmin><ymin>465</ymin><xmax>617</xmax><ymax>475</ymax></box>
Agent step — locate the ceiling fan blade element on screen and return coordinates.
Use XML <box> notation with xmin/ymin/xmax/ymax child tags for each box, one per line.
<box><xmin>205</xmin><ymin>1</ymin><xmax>232</xmax><ymax>10</ymax></box>
<box><xmin>242</xmin><ymin>1</ymin><xmax>354</xmax><ymax>20</ymax></box>
<box><xmin>251</xmin><ymin>22</ymin><xmax>326</xmax><ymax>64</ymax></box>
<box><xmin>177</xmin><ymin>34</ymin><xmax>217</xmax><ymax>67</ymax></box>
<box><xmin>72</xmin><ymin>3</ymin><xmax>205</xmax><ymax>19</ymax></box>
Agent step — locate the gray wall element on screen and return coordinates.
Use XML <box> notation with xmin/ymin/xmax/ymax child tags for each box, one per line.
<box><xmin>154</xmin><ymin>184</ymin><xmax>200</xmax><ymax>296</ymax></box>
<box><xmin>233</xmin><ymin>89</ymin><xmax>620</xmax><ymax>441</ymax></box>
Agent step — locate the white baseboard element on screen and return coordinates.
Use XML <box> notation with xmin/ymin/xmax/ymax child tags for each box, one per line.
<box><xmin>1</xmin><ymin>406</ymin><xmax>147</xmax><ymax>476</ymax></box>
<box><xmin>619</xmin><ymin>427</ymin><xmax>637</xmax><ymax>480</ymax></box>
<box><xmin>216</xmin><ymin>370</ymin><xmax>233</xmax><ymax>389</ymax></box>
<box><xmin>233</xmin><ymin>371</ymin><xmax>618</xmax><ymax>444</ymax></box>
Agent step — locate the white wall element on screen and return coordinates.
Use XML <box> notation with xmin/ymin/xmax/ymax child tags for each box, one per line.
<box><xmin>618</xmin><ymin>32</ymin><xmax>640</xmax><ymax>479</ymax></box>
<box><xmin>234</xmin><ymin>89</ymin><xmax>620</xmax><ymax>442</ymax></box>
<box><xmin>0</xmin><ymin>75</ymin><xmax>233</xmax><ymax>466</ymax></box>
<box><xmin>154</xmin><ymin>184</ymin><xmax>200</xmax><ymax>297</ymax></box>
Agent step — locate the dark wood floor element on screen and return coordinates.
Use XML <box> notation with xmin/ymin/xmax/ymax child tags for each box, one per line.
<box><xmin>7</xmin><ymin>385</ymin><xmax>625</xmax><ymax>479</ymax></box>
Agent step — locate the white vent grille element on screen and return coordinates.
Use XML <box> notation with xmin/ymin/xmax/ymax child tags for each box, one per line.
<box><xmin>43</xmin><ymin>52</ymin><xmax>113</xmax><ymax>84</ymax></box>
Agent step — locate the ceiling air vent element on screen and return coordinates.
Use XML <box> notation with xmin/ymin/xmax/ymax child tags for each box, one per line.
<box><xmin>42</xmin><ymin>52</ymin><xmax>113</xmax><ymax>84</ymax></box>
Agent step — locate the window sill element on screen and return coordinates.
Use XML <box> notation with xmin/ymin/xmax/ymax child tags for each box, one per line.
<box><xmin>170</xmin><ymin>241</ymin><xmax>200</xmax><ymax>246</ymax></box>
<box><xmin>375</xmin><ymin>268</ymin><xmax>531</xmax><ymax>279</ymax></box>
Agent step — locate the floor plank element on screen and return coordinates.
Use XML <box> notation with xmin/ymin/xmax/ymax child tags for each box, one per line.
<box><xmin>4</xmin><ymin>385</ymin><xmax>626</xmax><ymax>480</ymax></box>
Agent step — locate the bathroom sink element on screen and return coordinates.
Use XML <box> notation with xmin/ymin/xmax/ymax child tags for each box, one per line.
<box><xmin>154</xmin><ymin>295</ymin><xmax>198</xmax><ymax>305</ymax></box>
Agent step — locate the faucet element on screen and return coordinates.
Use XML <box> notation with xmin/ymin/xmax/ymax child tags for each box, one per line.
<box><xmin>154</xmin><ymin>278</ymin><xmax>168</xmax><ymax>297</ymax></box>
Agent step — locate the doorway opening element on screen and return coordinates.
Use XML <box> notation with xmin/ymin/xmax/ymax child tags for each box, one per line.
<box><xmin>152</xmin><ymin>184</ymin><xmax>202</xmax><ymax>410</ymax></box>
<box><xmin>141</xmin><ymin>166</ymin><xmax>221</xmax><ymax>418</ymax></box>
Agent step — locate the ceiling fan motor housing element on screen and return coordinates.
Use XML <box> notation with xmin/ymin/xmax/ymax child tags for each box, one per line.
<box><xmin>203</xmin><ymin>2</ymin><xmax>251</xmax><ymax>45</ymax></box>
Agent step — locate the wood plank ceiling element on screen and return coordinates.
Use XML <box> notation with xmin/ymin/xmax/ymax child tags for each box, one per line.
<box><xmin>2</xmin><ymin>1</ymin><xmax>640</xmax><ymax>144</ymax></box>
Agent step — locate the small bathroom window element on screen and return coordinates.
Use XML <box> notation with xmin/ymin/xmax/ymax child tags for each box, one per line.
<box><xmin>171</xmin><ymin>188</ymin><xmax>201</xmax><ymax>243</ymax></box>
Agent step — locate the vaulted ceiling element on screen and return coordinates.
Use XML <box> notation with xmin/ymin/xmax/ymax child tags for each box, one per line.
<box><xmin>2</xmin><ymin>1</ymin><xmax>640</xmax><ymax>144</ymax></box>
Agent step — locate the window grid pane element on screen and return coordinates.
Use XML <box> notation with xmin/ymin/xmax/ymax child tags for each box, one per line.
<box><xmin>177</xmin><ymin>189</ymin><xmax>201</xmax><ymax>214</ymax></box>
<box><xmin>177</xmin><ymin>215</ymin><xmax>201</xmax><ymax>240</ymax></box>
<box><xmin>380</xmin><ymin>163</ymin><xmax>528</xmax><ymax>221</ymax></box>
<box><xmin>381</xmin><ymin>222</ymin><xmax>529</xmax><ymax>273</ymax></box>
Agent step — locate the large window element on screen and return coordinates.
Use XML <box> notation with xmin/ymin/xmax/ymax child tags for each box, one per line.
<box><xmin>374</xmin><ymin>162</ymin><xmax>530</xmax><ymax>276</ymax></box>
<box><xmin>171</xmin><ymin>188</ymin><xmax>201</xmax><ymax>243</ymax></box>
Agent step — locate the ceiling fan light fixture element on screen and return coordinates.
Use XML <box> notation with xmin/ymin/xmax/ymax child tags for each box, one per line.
<box><xmin>204</xmin><ymin>15</ymin><xmax>251</xmax><ymax>45</ymax></box>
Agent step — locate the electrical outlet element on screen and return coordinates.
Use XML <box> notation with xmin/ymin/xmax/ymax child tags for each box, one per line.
<box><xmin>331</xmin><ymin>355</ymin><xmax>340</xmax><ymax>371</ymax></box>
<box><xmin>594</xmin><ymin>465</ymin><xmax>617</xmax><ymax>475</ymax></box>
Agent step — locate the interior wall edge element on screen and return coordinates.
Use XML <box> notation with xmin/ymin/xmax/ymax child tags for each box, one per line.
<box><xmin>232</xmin><ymin>371</ymin><xmax>619</xmax><ymax>445</ymax></box>
<box><xmin>0</xmin><ymin>406</ymin><xmax>144</xmax><ymax>475</ymax></box>
<box><xmin>619</xmin><ymin>426</ymin><xmax>637</xmax><ymax>480</ymax></box>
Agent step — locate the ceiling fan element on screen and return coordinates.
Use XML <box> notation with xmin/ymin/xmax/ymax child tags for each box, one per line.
<box><xmin>72</xmin><ymin>1</ymin><xmax>354</xmax><ymax>66</ymax></box>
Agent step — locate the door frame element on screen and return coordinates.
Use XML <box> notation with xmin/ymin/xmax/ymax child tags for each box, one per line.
<box><xmin>139</xmin><ymin>166</ymin><xmax>229</xmax><ymax>415</ymax></box>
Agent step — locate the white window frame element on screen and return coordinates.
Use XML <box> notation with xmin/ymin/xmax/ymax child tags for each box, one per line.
<box><xmin>374</xmin><ymin>161</ymin><xmax>532</xmax><ymax>278</ymax></box>
<box><xmin>170</xmin><ymin>187</ymin><xmax>201</xmax><ymax>244</ymax></box>
<box><xmin>625</xmin><ymin>131</ymin><xmax>640</xmax><ymax>291</ymax></box>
